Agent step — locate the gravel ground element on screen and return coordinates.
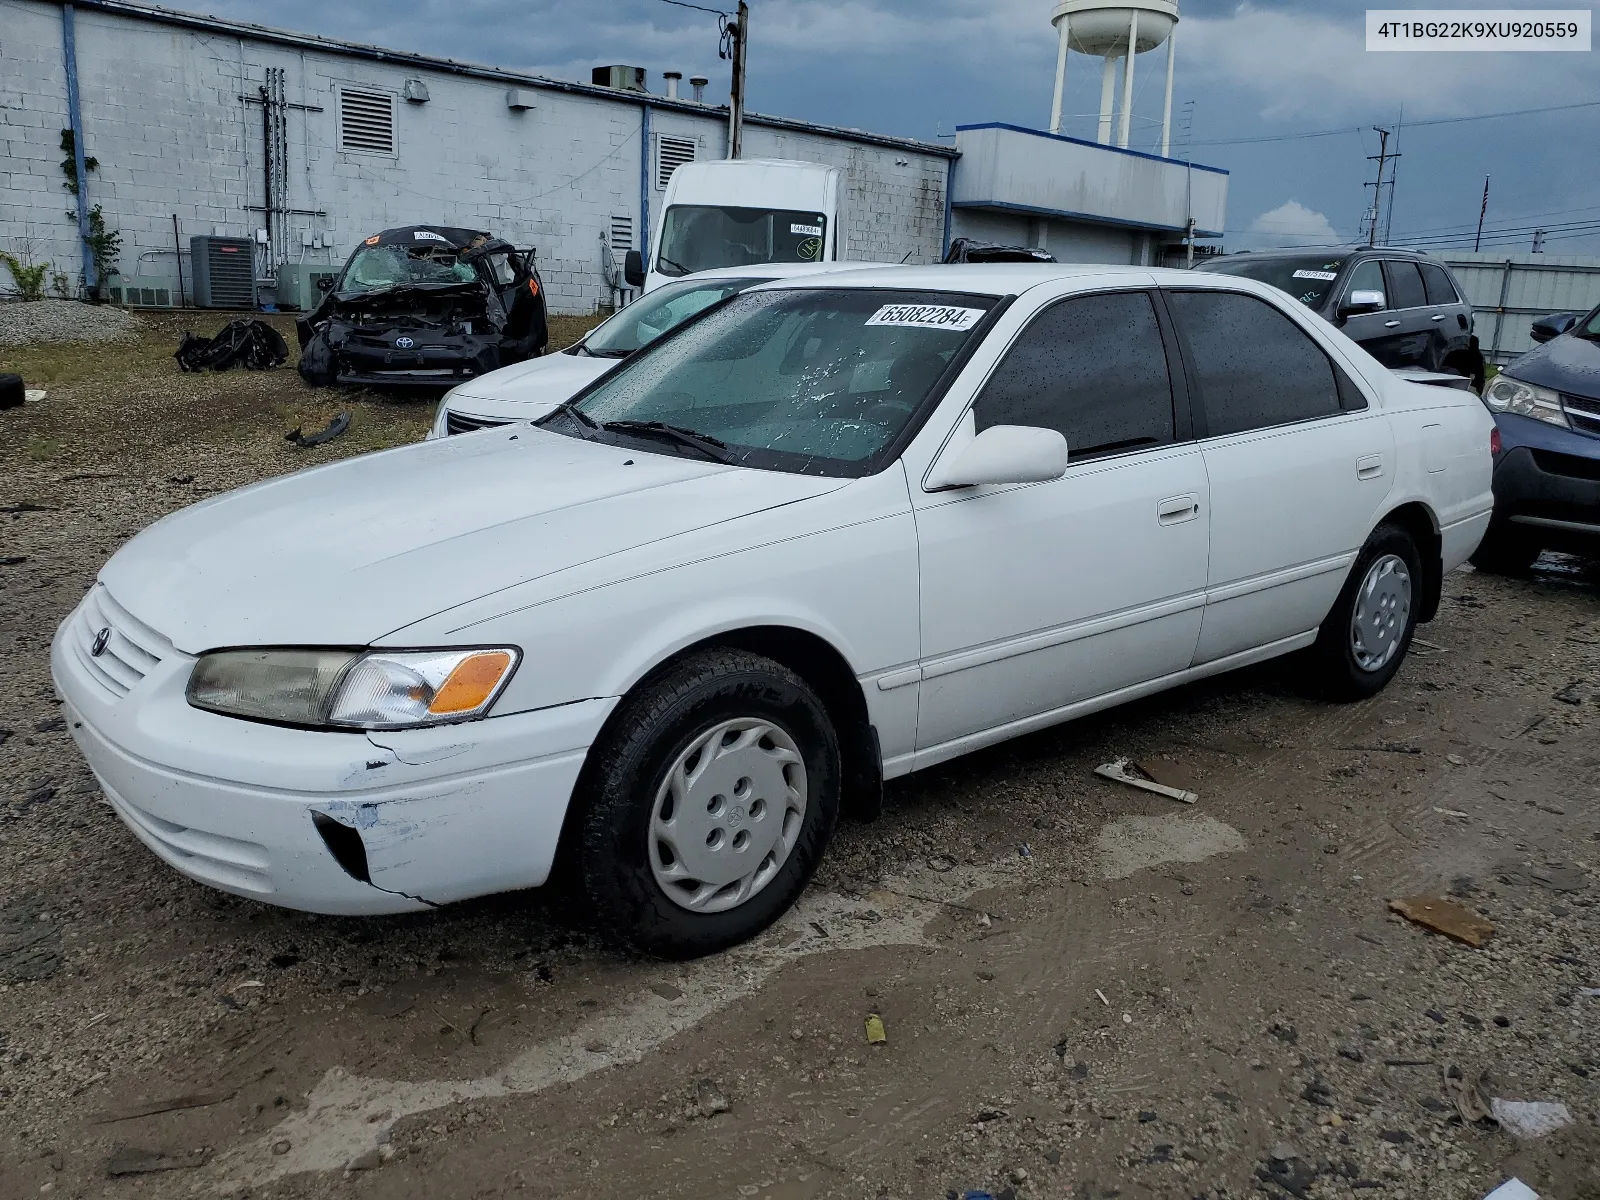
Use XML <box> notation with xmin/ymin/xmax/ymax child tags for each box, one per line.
<box><xmin>0</xmin><ymin>318</ymin><xmax>1596</xmax><ymax>1199</ymax></box>
<box><xmin>0</xmin><ymin>299</ymin><xmax>142</xmax><ymax>347</ymax></box>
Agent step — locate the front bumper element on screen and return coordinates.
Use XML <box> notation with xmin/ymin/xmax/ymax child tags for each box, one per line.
<box><xmin>336</xmin><ymin>334</ymin><xmax>503</xmax><ymax>388</ymax></box>
<box><xmin>51</xmin><ymin>589</ymin><xmax>615</xmax><ymax>914</ymax></box>
<box><xmin>1490</xmin><ymin>413</ymin><xmax>1600</xmax><ymax>547</ymax></box>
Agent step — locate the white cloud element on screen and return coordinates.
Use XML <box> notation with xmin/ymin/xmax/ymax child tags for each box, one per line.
<box><xmin>1241</xmin><ymin>200</ymin><xmax>1341</xmax><ymax>248</ymax></box>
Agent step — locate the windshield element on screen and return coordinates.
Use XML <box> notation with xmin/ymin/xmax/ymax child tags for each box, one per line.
<box><xmin>656</xmin><ymin>206</ymin><xmax>827</xmax><ymax>278</ymax></box>
<box><xmin>1198</xmin><ymin>254</ymin><xmax>1348</xmax><ymax>309</ymax></box>
<box><xmin>580</xmin><ymin>276</ymin><xmax>766</xmax><ymax>357</ymax></box>
<box><xmin>339</xmin><ymin>244</ymin><xmax>477</xmax><ymax>294</ymax></box>
<box><xmin>544</xmin><ymin>288</ymin><xmax>998</xmax><ymax>476</ymax></box>
<box><xmin>1581</xmin><ymin>306</ymin><xmax>1600</xmax><ymax>339</ymax></box>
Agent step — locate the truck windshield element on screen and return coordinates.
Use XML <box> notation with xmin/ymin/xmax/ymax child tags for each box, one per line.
<box><xmin>656</xmin><ymin>206</ymin><xmax>827</xmax><ymax>277</ymax></box>
<box><xmin>578</xmin><ymin>276</ymin><xmax>765</xmax><ymax>358</ymax></box>
<box><xmin>544</xmin><ymin>288</ymin><xmax>998</xmax><ymax>477</ymax></box>
<box><xmin>1197</xmin><ymin>254</ymin><xmax>1349</xmax><ymax>308</ymax></box>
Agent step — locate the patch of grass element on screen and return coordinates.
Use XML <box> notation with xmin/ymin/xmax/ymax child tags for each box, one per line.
<box><xmin>25</xmin><ymin>436</ymin><xmax>63</xmax><ymax>462</ymax></box>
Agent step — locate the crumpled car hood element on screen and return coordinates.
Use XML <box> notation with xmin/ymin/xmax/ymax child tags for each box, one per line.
<box><xmin>1505</xmin><ymin>332</ymin><xmax>1600</xmax><ymax>402</ymax></box>
<box><xmin>100</xmin><ymin>429</ymin><xmax>844</xmax><ymax>652</ymax></box>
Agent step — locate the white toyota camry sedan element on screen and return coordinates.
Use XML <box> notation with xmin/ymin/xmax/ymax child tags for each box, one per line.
<box><xmin>53</xmin><ymin>265</ymin><xmax>1494</xmax><ymax>958</ymax></box>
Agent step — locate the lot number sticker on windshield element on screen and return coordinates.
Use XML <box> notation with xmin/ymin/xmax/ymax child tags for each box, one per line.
<box><xmin>1292</xmin><ymin>269</ymin><xmax>1338</xmax><ymax>281</ymax></box>
<box><xmin>790</xmin><ymin>223</ymin><xmax>823</xmax><ymax>237</ymax></box>
<box><xmin>865</xmin><ymin>304</ymin><xmax>985</xmax><ymax>331</ymax></box>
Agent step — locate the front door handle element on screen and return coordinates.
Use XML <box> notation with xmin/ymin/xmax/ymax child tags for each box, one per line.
<box><xmin>1431</xmin><ymin>313</ymin><xmax>1447</xmax><ymax>322</ymax></box>
<box><xmin>1356</xmin><ymin>454</ymin><xmax>1385</xmax><ymax>480</ymax></box>
<box><xmin>1384</xmin><ymin>320</ymin><xmax>1401</xmax><ymax>328</ymax></box>
<box><xmin>1158</xmin><ymin>493</ymin><xmax>1201</xmax><ymax>524</ymax></box>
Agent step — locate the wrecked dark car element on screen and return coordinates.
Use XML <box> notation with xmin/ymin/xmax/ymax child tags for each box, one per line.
<box><xmin>943</xmin><ymin>237</ymin><xmax>1056</xmax><ymax>265</ymax></box>
<box><xmin>297</xmin><ymin>226</ymin><xmax>548</xmax><ymax>388</ymax></box>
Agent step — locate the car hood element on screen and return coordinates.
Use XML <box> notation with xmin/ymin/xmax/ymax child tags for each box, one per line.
<box><xmin>100</xmin><ymin>429</ymin><xmax>843</xmax><ymax>653</ymax></box>
<box><xmin>447</xmin><ymin>351</ymin><xmax>617</xmax><ymax>419</ymax></box>
<box><xmin>1504</xmin><ymin>333</ymin><xmax>1600</xmax><ymax>400</ymax></box>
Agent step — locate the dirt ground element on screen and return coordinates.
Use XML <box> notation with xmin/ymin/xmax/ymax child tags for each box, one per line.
<box><xmin>1</xmin><ymin>308</ymin><xmax>1598</xmax><ymax>1200</ymax></box>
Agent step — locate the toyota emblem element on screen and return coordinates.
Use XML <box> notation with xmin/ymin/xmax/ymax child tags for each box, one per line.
<box><xmin>395</xmin><ymin>336</ymin><xmax>415</xmax><ymax>350</ymax></box>
<box><xmin>91</xmin><ymin>627</ymin><xmax>112</xmax><ymax>657</ymax></box>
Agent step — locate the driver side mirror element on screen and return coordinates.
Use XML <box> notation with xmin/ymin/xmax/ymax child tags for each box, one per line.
<box><xmin>316</xmin><ymin>274</ymin><xmax>336</xmax><ymax>292</ymax></box>
<box><xmin>1339</xmin><ymin>289</ymin><xmax>1385</xmax><ymax>317</ymax></box>
<box><xmin>926</xmin><ymin>425</ymin><xmax>1069</xmax><ymax>489</ymax></box>
<box><xmin>624</xmin><ymin>250</ymin><xmax>645</xmax><ymax>289</ymax></box>
<box><xmin>1530</xmin><ymin>312</ymin><xmax>1577</xmax><ymax>343</ymax></box>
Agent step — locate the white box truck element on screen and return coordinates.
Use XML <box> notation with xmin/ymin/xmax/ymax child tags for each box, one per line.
<box><xmin>624</xmin><ymin>159</ymin><xmax>844</xmax><ymax>293</ymax></box>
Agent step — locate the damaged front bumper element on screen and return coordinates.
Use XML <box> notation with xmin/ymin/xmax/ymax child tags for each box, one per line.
<box><xmin>51</xmin><ymin>627</ymin><xmax>615</xmax><ymax>915</ymax></box>
<box><xmin>333</xmin><ymin>332</ymin><xmax>506</xmax><ymax>388</ymax></box>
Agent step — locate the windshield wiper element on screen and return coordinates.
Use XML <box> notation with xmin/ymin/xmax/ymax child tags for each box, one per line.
<box><xmin>657</xmin><ymin>255</ymin><xmax>691</xmax><ymax>276</ymax></box>
<box><xmin>601</xmin><ymin>420</ymin><xmax>737</xmax><ymax>463</ymax></box>
<box><xmin>544</xmin><ymin>400</ymin><xmax>600</xmax><ymax>437</ymax></box>
<box><xmin>589</xmin><ymin>347</ymin><xmax>634</xmax><ymax>359</ymax></box>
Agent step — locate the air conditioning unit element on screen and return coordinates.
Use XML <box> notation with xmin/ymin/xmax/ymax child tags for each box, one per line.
<box><xmin>190</xmin><ymin>236</ymin><xmax>256</xmax><ymax>308</ymax></box>
<box><xmin>592</xmin><ymin>65</ymin><xmax>648</xmax><ymax>93</ymax></box>
<box><xmin>276</xmin><ymin>263</ymin><xmax>340</xmax><ymax>311</ymax></box>
<box><xmin>106</xmin><ymin>273</ymin><xmax>180</xmax><ymax>307</ymax></box>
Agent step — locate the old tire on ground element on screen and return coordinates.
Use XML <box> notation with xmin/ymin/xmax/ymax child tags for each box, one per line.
<box><xmin>1307</xmin><ymin>523</ymin><xmax>1423</xmax><ymax>700</ymax></box>
<box><xmin>571</xmin><ymin>648</ymin><xmax>841</xmax><ymax>959</ymax></box>
<box><xmin>1470</xmin><ymin>525</ymin><xmax>1542</xmax><ymax>574</ymax></box>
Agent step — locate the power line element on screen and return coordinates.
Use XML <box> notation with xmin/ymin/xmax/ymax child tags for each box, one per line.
<box><xmin>1187</xmin><ymin>99</ymin><xmax>1600</xmax><ymax>147</ymax></box>
<box><xmin>656</xmin><ymin>0</ymin><xmax>730</xmax><ymax>14</ymax></box>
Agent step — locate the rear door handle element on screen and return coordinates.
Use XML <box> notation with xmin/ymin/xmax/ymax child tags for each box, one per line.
<box><xmin>1431</xmin><ymin>313</ymin><xmax>1447</xmax><ymax>322</ymax></box>
<box><xmin>1158</xmin><ymin>493</ymin><xmax>1201</xmax><ymax>524</ymax></box>
<box><xmin>1384</xmin><ymin>320</ymin><xmax>1401</xmax><ymax>328</ymax></box>
<box><xmin>1356</xmin><ymin>454</ymin><xmax>1385</xmax><ymax>480</ymax></box>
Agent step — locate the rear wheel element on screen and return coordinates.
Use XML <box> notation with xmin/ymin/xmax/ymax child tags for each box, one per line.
<box><xmin>571</xmin><ymin>648</ymin><xmax>841</xmax><ymax>959</ymax></box>
<box><xmin>1307</xmin><ymin>523</ymin><xmax>1423</xmax><ymax>700</ymax></box>
<box><xmin>1470</xmin><ymin>526</ymin><xmax>1542</xmax><ymax>574</ymax></box>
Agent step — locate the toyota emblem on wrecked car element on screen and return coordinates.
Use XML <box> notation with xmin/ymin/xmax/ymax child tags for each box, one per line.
<box><xmin>395</xmin><ymin>336</ymin><xmax>414</xmax><ymax>350</ymax></box>
<box><xmin>91</xmin><ymin>627</ymin><xmax>111</xmax><ymax>657</ymax></box>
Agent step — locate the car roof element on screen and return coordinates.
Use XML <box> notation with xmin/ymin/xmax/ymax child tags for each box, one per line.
<box><xmin>750</xmin><ymin>263</ymin><xmax>1156</xmax><ymax>296</ymax></box>
<box><xmin>676</xmin><ymin>261</ymin><xmax>894</xmax><ymax>282</ymax></box>
<box><xmin>1207</xmin><ymin>245</ymin><xmax>1438</xmax><ymax>262</ymax></box>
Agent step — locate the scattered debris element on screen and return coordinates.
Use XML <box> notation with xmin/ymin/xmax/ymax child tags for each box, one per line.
<box><xmin>1095</xmin><ymin>758</ymin><xmax>1198</xmax><ymax>803</ymax></box>
<box><xmin>1482</xmin><ymin>1180</ymin><xmax>1539</xmax><ymax>1200</ymax></box>
<box><xmin>1443</xmin><ymin>1064</ymin><xmax>1493</xmax><ymax>1125</ymax></box>
<box><xmin>24</xmin><ymin>388</ymin><xmax>45</xmax><ymax>403</ymax></box>
<box><xmin>1490</xmin><ymin>1098</ymin><xmax>1573</xmax><ymax>1140</ymax></box>
<box><xmin>0</xmin><ymin>556</ymin><xmax>23</xmax><ymax>566</ymax></box>
<box><xmin>1340</xmin><ymin>741</ymin><xmax>1423</xmax><ymax>754</ymax></box>
<box><xmin>1552</xmin><ymin>680</ymin><xmax>1586</xmax><ymax>705</ymax></box>
<box><xmin>1269</xmin><ymin>1141</ymin><xmax>1299</xmax><ymax>1162</ymax></box>
<box><xmin>1578</xmin><ymin>987</ymin><xmax>1600</xmax><ymax>999</ymax></box>
<box><xmin>865</xmin><ymin>1013</ymin><xmax>887</xmax><ymax>1045</ymax></box>
<box><xmin>649</xmin><ymin>982</ymin><xmax>683</xmax><ymax>1001</ymax></box>
<box><xmin>1433</xmin><ymin>807</ymin><xmax>1470</xmax><ymax>818</ymax></box>
<box><xmin>174</xmin><ymin>319</ymin><xmax>288</xmax><ymax>372</ymax></box>
<box><xmin>104</xmin><ymin>1147</ymin><xmax>211</xmax><ymax>1176</ymax></box>
<box><xmin>1412</xmin><ymin>637</ymin><xmax>1449</xmax><ymax>652</ymax></box>
<box><xmin>1496</xmin><ymin>862</ymin><xmax>1588</xmax><ymax>893</ymax></box>
<box><xmin>1095</xmin><ymin>989</ymin><xmax>1110</xmax><ymax>1007</ymax></box>
<box><xmin>1446</xmin><ymin>753</ymin><xmax>1467</xmax><ymax>766</ymax></box>
<box><xmin>94</xmin><ymin>1090</ymin><xmax>237</xmax><ymax>1124</ymax></box>
<box><xmin>1509</xmin><ymin>715</ymin><xmax>1546</xmax><ymax>740</ymax></box>
<box><xmin>690</xmin><ymin>1078</ymin><xmax>730</xmax><ymax>1118</ymax></box>
<box><xmin>1388</xmin><ymin>895</ymin><xmax>1495</xmax><ymax>947</ymax></box>
<box><xmin>285</xmin><ymin>411</ymin><xmax>351</xmax><ymax>448</ymax></box>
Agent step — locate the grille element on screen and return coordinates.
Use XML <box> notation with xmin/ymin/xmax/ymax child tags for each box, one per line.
<box><xmin>70</xmin><ymin>586</ymin><xmax>170</xmax><ymax>701</ymax></box>
<box><xmin>1532</xmin><ymin>448</ymin><xmax>1600</xmax><ymax>483</ymax></box>
<box><xmin>1561</xmin><ymin>393</ymin><xmax>1600</xmax><ymax>439</ymax></box>
<box><xmin>445</xmin><ymin>410</ymin><xmax>511</xmax><ymax>436</ymax></box>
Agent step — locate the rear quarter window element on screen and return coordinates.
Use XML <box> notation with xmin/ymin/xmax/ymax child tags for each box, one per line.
<box><xmin>1419</xmin><ymin>263</ymin><xmax>1460</xmax><ymax>306</ymax></box>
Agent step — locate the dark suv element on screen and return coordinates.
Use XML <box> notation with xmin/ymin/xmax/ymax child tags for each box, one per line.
<box><xmin>1196</xmin><ymin>246</ymin><xmax>1484</xmax><ymax>389</ymax></box>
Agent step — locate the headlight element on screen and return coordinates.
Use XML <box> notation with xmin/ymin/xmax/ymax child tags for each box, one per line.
<box><xmin>431</xmin><ymin>388</ymin><xmax>460</xmax><ymax>435</ymax></box>
<box><xmin>1483</xmin><ymin>375</ymin><xmax>1568</xmax><ymax>428</ymax></box>
<box><xmin>187</xmin><ymin>647</ymin><xmax>519</xmax><ymax>729</ymax></box>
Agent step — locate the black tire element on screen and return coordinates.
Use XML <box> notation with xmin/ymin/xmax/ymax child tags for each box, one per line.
<box><xmin>570</xmin><ymin>648</ymin><xmax>841</xmax><ymax>959</ymax></box>
<box><xmin>1307</xmin><ymin>523</ymin><xmax>1423</xmax><ymax>700</ymax></box>
<box><xmin>1470</xmin><ymin>525</ymin><xmax>1542</xmax><ymax>574</ymax></box>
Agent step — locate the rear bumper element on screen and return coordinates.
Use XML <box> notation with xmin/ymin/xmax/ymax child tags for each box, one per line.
<box><xmin>1490</xmin><ymin>415</ymin><xmax>1600</xmax><ymax>546</ymax></box>
<box><xmin>51</xmin><ymin>596</ymin><xmax>615</xmax><ymax>914</ymax></box>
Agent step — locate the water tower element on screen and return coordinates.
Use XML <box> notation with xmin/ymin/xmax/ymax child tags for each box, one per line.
<box><xmin>1048</xmin><ymin>0</ymin><xmax>1179</xmax><ymax>155</ymax></box>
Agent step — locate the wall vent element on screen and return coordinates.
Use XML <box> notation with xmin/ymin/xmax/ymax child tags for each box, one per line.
<box><xmin>337</xmin><ymin>87</ymin><xmax>395</xmax><ymax>153</ymax></box>
<box><xmin>609</xmin><ymin>214</ymin><xmax>636</xmax><ymax>254</ymax></box>
<box><xmin>189</xmin><ymin>236</ymin><xmax>256</xmax><ymax>308</ymax></box>
<box><xmin>657</xmin><ymin>135</ymin><xmax>697</xmax><ymax>189</ymax></box>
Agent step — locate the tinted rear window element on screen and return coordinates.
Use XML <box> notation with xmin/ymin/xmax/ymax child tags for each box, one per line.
<box><xmin>1385</xmin><ymin>261</ymin><xmax>1428</xmax><ymax>309</ymax></box>
<box><xmin>1419</xmin><ymin>263</ymin><xmax>1459</xmax><ymax>306</ymax></box>
<box><xmin>1196</xmin><ymin>255</ymin><xmax>1347</xmax><ymax>309</ymax></box>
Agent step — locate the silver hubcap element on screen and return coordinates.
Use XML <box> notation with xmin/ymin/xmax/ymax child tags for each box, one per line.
<box><xmin>648</xmin><ymin>718</ymin><xmax>808</xmax><ymax>914</ymax></box>
<box><xmin>1350</xmin><ymin>553</ymin><xmax>1411</xmax><ymax>672</ymax></box>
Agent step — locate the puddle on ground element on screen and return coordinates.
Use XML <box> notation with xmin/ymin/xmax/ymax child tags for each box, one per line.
<box><xmin>1095</xmin><ymin>812</ymin><xmax>1247</xmax><ymax>881</ymax></box>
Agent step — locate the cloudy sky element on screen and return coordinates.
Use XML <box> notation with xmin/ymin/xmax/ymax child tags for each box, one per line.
<box><xmin>197</xmin><ymin>0</ymin><xmax>1599</xmax><ymax>254</ymax></box>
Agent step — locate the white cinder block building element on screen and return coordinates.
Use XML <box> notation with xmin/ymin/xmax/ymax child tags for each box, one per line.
<box><xmin>1</xmin><ymin>0</ymin><xmax>1228</xmax><ymax>314</ymax></box>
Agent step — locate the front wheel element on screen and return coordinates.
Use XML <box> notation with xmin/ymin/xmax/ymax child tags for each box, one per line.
<box><xmin>1306</xmin><ymin>524</ymin><xmax>1423</xmax><ymax>700</ymax></box>
<box><xmin>570</xmin><ymin>649</ymin><xmax>841</xmax><ymax>959</ymax></box>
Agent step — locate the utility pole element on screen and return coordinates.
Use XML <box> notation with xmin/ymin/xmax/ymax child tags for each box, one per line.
<box><xmin>725</xmin><ymin>1</ymin><xmax>748</xmax><ymax>160</ymax></box>
<box><xmin>1364</xmin><ymin>126</ymin><xmax>1399</xmax><ymax>247</ymax></box>
<box><xmin>1532</xmin><ymin>228</ymin><xmax>1547</xmax><ymax>253</ymax></box>
<box><xmin>1474</xmin><ymin>175</ymin><xmax>1490</xmax><ymax>251</ymax></box>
